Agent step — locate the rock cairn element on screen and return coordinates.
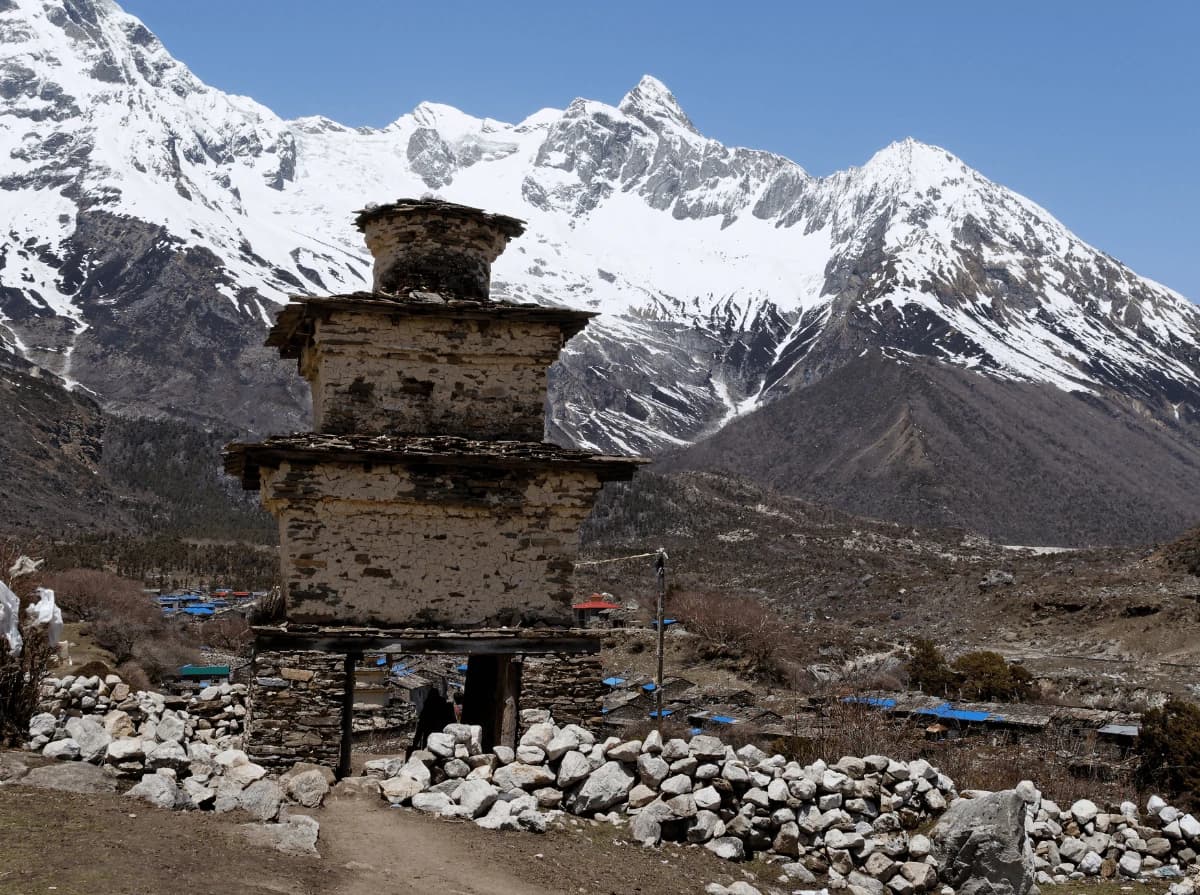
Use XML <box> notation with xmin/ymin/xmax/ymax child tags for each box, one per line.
<box><xmin>27</xmin><ymin>673</ymin><xmax>328</xmax><ymax>853</ymax></box>
<box><xmin>22</xmin><ymin>689</ymin><xmax>1200</xmax><ymax>893</ymax></box>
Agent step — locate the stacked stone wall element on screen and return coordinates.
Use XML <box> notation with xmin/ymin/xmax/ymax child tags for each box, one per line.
<box><xmin>521</xmin><ymin>654</ymin><xmax>604</xmax><ymax>727</ymax></box>
<box><xmin>246</xmin><ymin>650</ymin><xmax>345</xmax><ymax>769</ymax></box>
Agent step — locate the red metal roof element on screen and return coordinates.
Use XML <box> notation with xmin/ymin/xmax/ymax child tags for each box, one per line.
<box><xmin>572</xmin><ymin>599</ymin><xmax>621</xmax><ymax>610</ymax></box>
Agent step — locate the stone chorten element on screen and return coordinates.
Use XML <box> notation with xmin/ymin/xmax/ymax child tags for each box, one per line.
<box><xmin>225</xmin><ymin>200</ymin><xmax>644</xmax><ymax>768</ymax></box>
<box><xmin>226</xmin><ymin>199</ymin><xmax>643</xmax><ymax>631</ymax></box>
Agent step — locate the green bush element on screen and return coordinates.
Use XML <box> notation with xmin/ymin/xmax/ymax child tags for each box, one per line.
<box><xmin>906</xmin><ymin>641</ymin><xmax>1033</xmax><ymax>702</ymax></box>
<box><xmin>906</xmin><ymin>638</ymin><xmax>957</xmax><ymax>695</ymax></box>
<box><xmin>1136</xmin><ymin>698</ymin><xmax>1200</xmax><ymax>808</ymax></box>
<box><xmin>951</xmin><ymin>651</ymin><xmax>1034</xmax><ymax>702</ymax></box>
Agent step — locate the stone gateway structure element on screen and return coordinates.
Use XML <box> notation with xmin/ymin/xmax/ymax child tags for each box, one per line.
<box><xmin>225</xmin><ymin>199</ymin><xmax>644</xmax><ymax>774</ymax></box>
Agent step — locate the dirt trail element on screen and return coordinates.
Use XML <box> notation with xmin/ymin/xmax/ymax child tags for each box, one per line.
<box><xmin>308</xmin><ymin>798</ymin><xmax>553</xmax><ymax>895</ymax></box>
<box><xmin>0</xmin><ymin>758</ymin><xmax>759</xmax><ymax>895</ymax></box>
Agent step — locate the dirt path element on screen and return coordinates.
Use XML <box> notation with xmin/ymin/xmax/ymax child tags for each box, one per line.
<box><xmin>309</xmin><ymin>789</ymin><xmax>765</xmax><ymax>895</ymax></box>
<box><xmin>308</xmin><ymin>798</ymin><xmax>555</xmax><ymax>895</ymax></box>
<box><xmin>0</xmin><ymin>761</ymin><xmax>765</xmax><ymax>895</ymax></box>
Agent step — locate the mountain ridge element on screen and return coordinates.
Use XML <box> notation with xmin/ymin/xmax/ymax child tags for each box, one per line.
<box><xmin>3</xmin><ymin>0</ymin><xmax>1200</xmax><ymax>545</ymax></box>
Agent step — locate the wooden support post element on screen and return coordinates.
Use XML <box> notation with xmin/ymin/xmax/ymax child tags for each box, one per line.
<box><xmin>654</xmin><ymin>550</ymin><xmax>667</xmax><ymax>732</ymax></box>
<box><xmin>499</xmin><ymin>655</ymin><xmax>522</xmax><ymax>750</ymax></box>
<box><xmin>338</xmin><ymin>651</ymin><xmax>357</xmax><ymax>780</ymax></box>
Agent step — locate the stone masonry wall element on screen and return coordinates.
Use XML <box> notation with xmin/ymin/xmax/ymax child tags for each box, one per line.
<box><xmin>261</xmin><ymin>462</ymin><xmax>605</xmax><ymax>628</ymax></box>
<box><xmin>303</xmin><ymin>311</ymin><xmax>564</xmax><ymax>441</ymax></box>
<box><xmin>245</xmin><ymin>649</ymin><xmax>345</xmax><ymax>769</ymax></box>
<box><xmin>521</xmin><ymin>654</ymin><xmax>604</xmax><ymax>727</ymax></box>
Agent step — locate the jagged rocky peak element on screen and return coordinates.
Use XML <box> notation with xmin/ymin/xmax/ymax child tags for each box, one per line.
<box><xmin>2</xmin><ymin>0</ymin><xmax>1199</xmax><ymax>465</ymax></box>
<box><xmin>617</xmin><ymin>74</ymin><xmax>697</xmax><ymax>134</ymax></box>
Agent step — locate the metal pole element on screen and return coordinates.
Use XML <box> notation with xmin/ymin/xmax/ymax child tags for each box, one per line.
<box><xmin>654</xmin><ymin>549</ymin><xmax>667</xmax><ymax>732</ymax></box>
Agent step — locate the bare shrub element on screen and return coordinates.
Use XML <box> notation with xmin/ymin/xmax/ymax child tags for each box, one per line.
<box><xmin>39</xmin><ymin>569</ymin><xmax>144</xmax><ymax>622</ymax></box>
<box><xmin>0</xmin><ymin>623</ymin><xmax>54</xmax><ymax>746</ymax></box>
<box><xmin>672</xmin><ymin>590</ymin><xmax>801</xmax><ymax>683</ymax></box>
<box><xmin>200</xmin><ymin>615</ymin><xmax>253</xmax><ymax>656</ymax></box>
<box><xmin>116</xmin><ymin>661</ymin><xmax>152</xmax><ymax>693</ymax></box>
<box><xmin>621</xmin><ymin>717</ymin><xmax>693</xmax><ymax>742</ymax></box>
<box><xmin>128</xmin><ymin>634</ymin><xmax>200</xmax><ymax>684</ymax></box>
<box><xmin>43</xmin><ymin>566</ymin><xmax>200</xmax><ymax>684</ymax></box>
<box><xmin>789</xmin><ymin>700</ymin><xmax>921</xmax><ymax>766</ymax></box>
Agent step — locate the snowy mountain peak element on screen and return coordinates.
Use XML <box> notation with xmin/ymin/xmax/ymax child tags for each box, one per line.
<box><xmin>1</xmin><ymin>0</ymin><xmax>1199</xmax><ymax>461</ymax></box>
<box><xmin>859</xmin><ymin>138</ymin><xmax>972</xmax><ymax>190</ymax></box>
<box><xmin>618</xmin><ymin>74</ymin><xmax>697</xmax><ymax>134</ymax></box>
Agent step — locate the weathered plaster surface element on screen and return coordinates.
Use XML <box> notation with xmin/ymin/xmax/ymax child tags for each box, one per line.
<box><xmin>260</xmin><ymin>461</ymin><xmax>608</xmax><ymax>628</ymax></box>
<box><xmin>303</xmin><ymin>311</ymin><xmax>564</xmax><ymax>440</ymax></box>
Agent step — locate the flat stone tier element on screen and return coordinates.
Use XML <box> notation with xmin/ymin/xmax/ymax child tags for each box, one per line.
<box><xmin>265</xmin><ymin>293</ymin><xmax>595</xmax><ymax>440</ymax></box>
<box><xmin>223</xmin><ymin>436</ymin><xmax>644</xmax><ymax>629</ymax></box>
<box><xmin>353</xmin><ymin>199</ymin><xmax>526</xmax><ymax>299</ymax></box>
<box><xmin>266</xmin><ymin>292</ymin><xmax>595</xmax><ymax>360</ymax></box>
<box><xmin>224</xmin><ymin>433</ymin><xmax>644</xmax><ymax>491</ymax></box>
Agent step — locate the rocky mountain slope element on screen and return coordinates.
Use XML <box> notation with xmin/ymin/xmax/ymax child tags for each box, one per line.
<box><xmin>665</xmin><ymin>354</ymin><xmax>1200</xmax><ymax>545</ymax></box>
<box><xmin>2</xmin><ymin>0</ymin><xmax>1199</xmax><ymax>543</ymax></box>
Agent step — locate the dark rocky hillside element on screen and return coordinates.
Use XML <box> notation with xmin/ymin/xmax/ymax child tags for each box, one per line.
<box><xmin>0</xmin><ymin>353</ymin><xmax>272</xmax><ymax>540</ymax></box>
<box><xmin>0</xmin><ymin>356</ymin><xmax>129</xmax><ymax>534</ymax></box>
<box><xmin>664</xmin><ymin>353</ymin><xmax>1200</xmax><ymax>547</ymax></box>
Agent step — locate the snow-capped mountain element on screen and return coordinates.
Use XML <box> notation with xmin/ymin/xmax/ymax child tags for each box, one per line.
<box><xmin>2</xmin><ymin>0</ymin><xmax>1199</xmax><ymax>458</ymax></box>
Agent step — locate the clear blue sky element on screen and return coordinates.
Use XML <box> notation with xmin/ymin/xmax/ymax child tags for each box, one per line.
<box><xmin>121</xmin><ymin>0</ymin><xmax>1199</xmax><ymax>299</ymax></box>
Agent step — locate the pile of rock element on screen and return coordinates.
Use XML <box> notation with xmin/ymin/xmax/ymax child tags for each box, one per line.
<box><xmin>123</xmin><ymin>747</ymin><xmax>331</xmax><ymax>818</ymax></box>
<box><xmin>33</xmin><ymin>673</ymin><xmax>248</xmax><ymax>752</ymax></box>
<box><xmin>1024</xmin><ymin>787</ymin><xmax>1200</xmax><ymax>885</ymax></box>
<box><xmin>367</xmin><ymin>716</ymin><xmax>956</xmax><ymax>889</ymax></box>
<box><xmin>29</xmin><ymin>676</ymin><xmax>249</xmax><ymax>783</ymax></box>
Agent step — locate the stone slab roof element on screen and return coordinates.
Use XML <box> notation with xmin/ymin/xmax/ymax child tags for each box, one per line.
<box><xmin>353</xmin><ymin>198</ymin><xmax>526</xmax><ymax>237</ymax></box>
<box><xmin>224</xmin><ymin>433</ymin><xmax>647</xmax><ymax>490</ymax></box>
<box><xmin>265</xmin><ymin>291</ymin><xmax>596</xmax><ymax>359</ymax></box>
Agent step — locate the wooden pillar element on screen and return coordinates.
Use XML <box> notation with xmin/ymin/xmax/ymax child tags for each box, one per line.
<box><xmin>499</xmin><ymin>655</ymin><xmax>522</xmax><ymax>750</ymax></box>
<box><xmin>338</xmin><ymin>651</ymin><xmax>357</xmax><ymax>780</ymax></box>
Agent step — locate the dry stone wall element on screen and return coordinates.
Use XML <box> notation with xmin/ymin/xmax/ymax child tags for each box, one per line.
<box><xmin>245</xmin><ymin>650</ymin><xmax>345</xmax><ymax>769</ymax></box>
<box><xmin>261</xmin><ymin>462</ymin><xmax>605</xmax><ymax>628</ymax></box>
<box><xmin>304</xmin><ymin>311</ymin><xmax>566</xmax><ymax>441</ymax></box>
<box><xmin>521</xmin><ymin>655</ymin><xmax>604</xmax><ymax>727</ymax></box>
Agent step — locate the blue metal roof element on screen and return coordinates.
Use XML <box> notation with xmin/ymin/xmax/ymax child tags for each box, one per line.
<box><xmin>709</xmin><ymin>714</ymin><xmax>737</xmax><ymax>724</ymax></box>
<box><xmin>913</xmin><ymin>703</ymin><xmax>991</xmax><ymax>723</ymax></box>
<box><xmin>649</xmin><ymin>709</ymin><xmax>673</xmax><ymax>718</ymax></box>
<box><xmin>183</xmin><ymin>607</ymin><xmax>215</xmax><ymax>616</ymax></box>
